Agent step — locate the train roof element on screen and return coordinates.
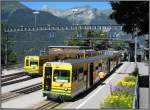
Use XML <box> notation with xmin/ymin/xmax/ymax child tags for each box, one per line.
<box><xmin>63</xmin><ymin>56</ymin><xmax>104</xmax><ymax>64</ymax></box>
<box><xmin>45</xmin><ymin>62</ymin><xmax>71</xmax><ymax>65</ymax></box>
<box><xmin>41</xmin><ymin>49</ymin><xmax>97</xmax><ymax>56</ymax></box>
<box><xmin>25</xmin><ymin>51</ymin><xmax>97</xmax><ymax>58</ymax></box>
<box><xmin>47</xmin><ymin>55</ymin><xmax>111</xmax><ymax>64</ymax></box>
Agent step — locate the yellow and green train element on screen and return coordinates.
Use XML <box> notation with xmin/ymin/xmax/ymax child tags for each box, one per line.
<box><xmin>42</xmin><ymin>52</ymin><xmax>121</xmax><ymax>101</ymax></box>
<box><xmin>24</xmin><ymin>50</ymin><xmax>99</xmax><ymax>77</ymax></box>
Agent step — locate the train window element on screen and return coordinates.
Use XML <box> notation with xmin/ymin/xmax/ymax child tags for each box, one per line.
<box><xmin>99</xmin><ymin>63</ymin><xmax>102</xmax><ymax>67</ymax></box>
<box><xmin>72</xmin><ymin>71</ymin><xmax>77</xmax><ymax>81</ymax></box>
<box><xmin>30</xmin><ymin>60</ymin><xmax>38</xmax><ymax>67</ymax></box>
<box><xmin>78</xmin><ymin>68</ymin><xmax>84</xmax><ymax>81</ymax></box>
<box><xmin>53</xmin><ymin>69</ymin><xmax>70</xmax><ymax>83</ymax></box>
<box><xmin>96</xmin><ymin>66</ymin><xmax>98</xmax><ymax>70</ymax></box>
<box><xmin>84</xmin><ymin>70</ymin><xmax>87</xmax><ymax>75</ymax></box>
<box><xmin>79</xmin><ymin>68</ymin><xmax>83</xmax><ymax>73</ymax></box>
<box><xmin>55</xmin><ymin>56</ymin><xmax>59</xmax><ymax>61</ymax></box>
<box><xmin>98</xmin><ymin>63</ymin><xmax>102</xmax><ymax>71</ymax></box>
<box><xmin>77</xmin><ymin>54</ymin><xmax>80</xmax><ymax>58</ymax></box>
<box><xmin>26</xmin><ymin>59</ymin><xmax>29</xmax><ymax>66</ymax></box>
<box><xmin>73</xmin><ymin>69</ymin><xmax>78</xmax><ymax>81</ymax></box>
<box><xmin>83</xmin><ymin>70</ymin><xmax>87</xmax><ymax>82</ymax></box>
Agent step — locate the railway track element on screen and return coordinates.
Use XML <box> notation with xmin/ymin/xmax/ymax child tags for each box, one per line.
<box><xmin>2</xmin><ymin>72</ymin><xmax>26</xmax><ymax>82</ymax></box>
<box><xmin>1</xmin><ymin>83</ymin><xmax>42</xmax><ymax>102</ymax></box>
<box><xmin>34</xmin><ymin>100</ymin><xmax>61</xmax><ymax>110</ymax></box>
<box><xmin>1</xmin><ymin>72</ymin><xmax>29</xmax><ymax>86</ymax></box>
<box><xmin>1</xmin><ymin>76</ymin><xmax>34</xmax><ymax>87</ymax></box>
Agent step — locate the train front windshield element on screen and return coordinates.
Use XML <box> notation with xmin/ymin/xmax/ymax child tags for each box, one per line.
<box><xmin>53</xmin><ymin>70</ymin><xmax>70</xmax><ymax>83</ymax></box>
<box><xmin>30</xmin><ymin>60</ymin><xmax>38</xmax><ymax>67</ymax></box>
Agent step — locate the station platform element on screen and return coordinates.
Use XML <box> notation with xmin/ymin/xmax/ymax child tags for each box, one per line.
<box><xmin>137</xmin><ymin>62</ymin><xmax>149</xmax><ymax>109</ymax></box>
<box><xmin>118</xmin><ymin>62</ymin><xmax>149</xmax><ymax>109</ymax></box>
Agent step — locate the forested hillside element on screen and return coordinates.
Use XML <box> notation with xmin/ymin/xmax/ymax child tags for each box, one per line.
<box><xmin>2</xmin><ymin>1</ymin><xmax>133</xmax><ymax>64</ymax></box>
<box><xmin>2</xmin><ymin>1</ymin><xmax>72</xmax><ymax>63</ymax></box>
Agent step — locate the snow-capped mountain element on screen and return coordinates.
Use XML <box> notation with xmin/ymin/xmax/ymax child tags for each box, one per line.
<box><xmin>40</xmin><ymin>6</ymin><xmax>116</xmax><ymax>25</ymax></box>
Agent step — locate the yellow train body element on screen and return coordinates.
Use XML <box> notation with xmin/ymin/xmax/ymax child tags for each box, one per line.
<box><xmin>24</xmin><ymin>50</ymin><xmax>99</xmax><ymax>76</ymax></box>
<box><xmin>42</xmin><ymin>62</ymin><xmax>72</xmax><ymax>99</ymax></box>
<box><xmin>42</xmin><ymin>54</ymin><xmax>121</xmax><ymax>101</ymax></box>
<box><xmin>24</xmin><ymin>56</ymin><xmax>55</xmax><ymax>76</ymax></box>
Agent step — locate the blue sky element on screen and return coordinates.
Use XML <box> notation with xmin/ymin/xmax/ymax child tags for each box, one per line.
<box><xmin>21</xmin><ymin>2</ymin><xmax>111</xmax><ymax>10</ymax></box>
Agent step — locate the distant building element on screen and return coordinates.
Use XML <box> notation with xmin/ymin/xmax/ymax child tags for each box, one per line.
<box><xmin>46</xmin><ymin>46</ymin><xmax>93</xmax><ymax>55</ymax></box>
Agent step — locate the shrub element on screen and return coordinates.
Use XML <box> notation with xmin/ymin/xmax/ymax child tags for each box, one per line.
<box><xmin>101</xmin><ymin>92</ymin><xmax>133</xmax><ymax>109</ymax></box>
<box><xmin>116</xmin><ymin>75</ymin><xmax>136</xmax><ymax>88</ymax></box>
<box><xmin>124</xmin><ymin>75</ymin><xmax>136</xmax><ymax>82</ymax></box>
<box><xmin>116</xmin><ymin>80</ymin><xmax>135</xmax><ymax>88</ymax></box>
<box><xmin>100</xmin><ymin>74</ymin><xmax>137</xmax><ymax>109</ymax></box>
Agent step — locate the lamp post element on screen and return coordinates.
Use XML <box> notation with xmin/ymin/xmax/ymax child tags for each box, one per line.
<box><xmin>135</xmin><ymin>36</ymin><xmax>137</xmax><ymax>64</ymax></box>
<box><xmin>133</xmin><ymin>27</ymin><xmax>138</xmax><ymax>65</ymax></box>
<box><xmin>103</xmin><ymin>27</ymin><xmax>111</xmax><ymax>50</ymax></box>
<box><xmin>33</xmin><ymin>11</ymin><xmax>39</xmax><ymax>27</ymax></box>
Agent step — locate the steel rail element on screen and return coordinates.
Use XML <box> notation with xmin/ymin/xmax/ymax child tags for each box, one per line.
<box><xmin>1</xmin><ymin>72</ymin><xmax>26</xmax><ymax>82</ymax></box>
<box><xmin>1</xmin><ymin>83</ymin><xmax>42</xmax><ymax>102</ymax></box>
<box><xmin>34</xmin><ymin>100</ymin><xmax>60</xmax><ymax>110</ymax></box>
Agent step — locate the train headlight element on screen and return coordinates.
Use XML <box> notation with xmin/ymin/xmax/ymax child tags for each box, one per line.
<box><xmin>64</xmin><ymin>88</ymin><xmax>68</xmax><ymax>91</ymax></box>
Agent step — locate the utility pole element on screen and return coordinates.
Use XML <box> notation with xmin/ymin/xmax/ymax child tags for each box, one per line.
<box><xmin>135</xmin><ymin>36</ymin><xmax>137</xmax><ymax>64</ymax></box>
<box><xmin>90</xmin><ymin>39</ymin><xmax>92</xmax><ymax>47</ymax></box>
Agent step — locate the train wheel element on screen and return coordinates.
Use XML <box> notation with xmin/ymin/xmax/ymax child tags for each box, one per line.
<box><xmin>58</xmin><ymin>95</ymin><xmax>64</xmax><ymax>103</ymax></box>
<box><xmin>47</xmin><ymin>95</ymin><xmax>51</xmax><ymax>100</ymax></box>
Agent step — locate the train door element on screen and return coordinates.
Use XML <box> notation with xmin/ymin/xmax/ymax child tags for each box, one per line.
<box><xmin>83</xmin><ymin>70</ymin><xmax>88</xmax><ymax>89</ymax></box>
<box><xmin>89</xmin><ymin>63</ymin><xmax>94</xmax><ymax>86</ymax></box>
<box><xmin>44</xmin><ymin>67</ymin><xmax>52</xmax><ymax>91</ymax></box>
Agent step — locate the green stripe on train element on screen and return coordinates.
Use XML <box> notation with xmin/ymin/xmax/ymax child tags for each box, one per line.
<box><xmin>51</xmin><ymin>91</ymin><xmax>71</xmax><ymax>95</ymax></box>
<box><xmin>52</xmin><ymin>88</ymin><xmax>71</xmax><ymax>91</ymax></box>
<box><xmin>51</xmin><ymin>90</ymin><xmax>71</xmax><ymax>93</ymax></box>
<box><xmin>51</xmin><ymin>89</ymin><xmax>71</xmax><ymax>93</ymax></box>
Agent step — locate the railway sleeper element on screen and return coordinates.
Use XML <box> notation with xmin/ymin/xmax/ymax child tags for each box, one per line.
<box><xmin>1</xmin><ymin>83</ymin><xmax>42</xmax><ymax>102</ymax></box>
<box><xmin>2</xmin><ymin>72</ymin><xmax>26</xmax><ymax>82</ymax></box>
